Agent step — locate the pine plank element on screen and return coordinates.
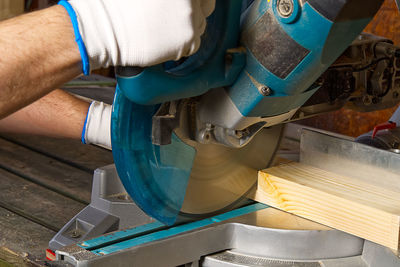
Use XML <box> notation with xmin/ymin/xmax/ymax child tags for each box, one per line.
<box><xmin>0</xmin><ymin>168</ymin><xmax>85</xmax><ymax>231</ymax></box>
<box><xmin>0</xmin><ymin>134</ymin><xmax>113</xmax><ymax>173</ymax></box>
<box><xmin>253</xmin><ymin>162</ymin><xmax>400</xmax><ymax>251</ymax></box>
<box><xmin>234</xmin><ymin>207</ymin><xmax>331</xmax><ymax>231</ymax></box>
<box><xmin>0</xmin><ymin>137</ymin><xmax>92</xmax><ymax>203</ymax></box>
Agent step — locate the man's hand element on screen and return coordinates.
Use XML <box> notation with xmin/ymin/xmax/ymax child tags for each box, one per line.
<box><xmin>61</xmin><ymin>0</ymin><xmax>216</xmax><ymax>72</ymax></box>
<box><xmin>82</xmin><ymin>101</ymin><xmax>112</xmax><ymax>150</ymax></box>
<box><xmin>0</xmin><ymin>90</ymin><xmax>89</xmax><ymax>139</ymax></box>
<box><xmin>0</xmin><ymin>90</ymin><xmax>112</xmax><ymax>150</ymax></box>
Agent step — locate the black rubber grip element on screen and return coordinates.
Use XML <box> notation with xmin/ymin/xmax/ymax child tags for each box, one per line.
<box><xmin>115</xmin><ymin>66</ymin><xmax>144</xmax><ymax>77</ymax></box>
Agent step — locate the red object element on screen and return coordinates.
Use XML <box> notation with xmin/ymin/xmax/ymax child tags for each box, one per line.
<box><xmin>372</xmin><ymin>121</ymin><xmax>397</xmax><ymax>139</ymax></box>
<box><xmin>46</xmin><ymin>249</ymin><xmax>56</xmax><ymax>261</ymax></box>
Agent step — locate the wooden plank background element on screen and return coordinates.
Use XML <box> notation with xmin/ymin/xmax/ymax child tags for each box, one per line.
<box><xmin>0</xmin><ymin>134</ymin><xmax>113</xmax><ymax>265</ymax></box>
<box><xmin>0</xmin><ymin>75</ymin><xmax>115</xmax><ymax>265</ymax></box>
<box><xmin>0</xmin><ymin>0</ymin><xmax>24</xmax><ymax>21</ymax></box>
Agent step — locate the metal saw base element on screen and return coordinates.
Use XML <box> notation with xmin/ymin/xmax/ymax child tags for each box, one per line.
<box><xmin>49</xmin><ymin>126</ymin><xmax>400</xmax><ymax>266</ymax></box>
<box><xmin>51</xmin><ymin>202</ymin><xmax>400</xmax><ymax>267</ymax></box>
<box><xmin>49</xmin><ymin>165</ymin><xmax>155</xmax><ymax>251</ymax></box>
<box><xmin>48</xmin><ymin>165</ymin><xmax>400</xmax><ymax>267</ymax></box>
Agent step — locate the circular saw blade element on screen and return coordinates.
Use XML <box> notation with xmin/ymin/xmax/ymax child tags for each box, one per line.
<box><xmin>180</xmin><ymin>126</ymin><xmax>284</xmax><ymax>216</ymax></box>
<box><xmin>112</xmin><ymin>87</ymin><xmax>284</xmax><ymax>225</ymax></box>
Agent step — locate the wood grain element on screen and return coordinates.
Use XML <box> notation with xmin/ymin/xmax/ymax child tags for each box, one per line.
<box><xmin>0</xmin><ymin>137</ymin><xmax>93</xmax><ymax>203</ymax></box>
<box><xmin>0</xmin><ymin>167</ymin><xmax>85</xmax><ymax>231</ymax></box>
<box><xmin>0</xmin><ymin>134</ymin><xmax>113</xmax><ymax>173</ymax></box>
<box><xmin>234</xmin><ymin>207</ymin><xmax>331</xmax><ymax>231</ymax></box>
<box><xmin>0</xmin><ymin>247</ymin><xmax>43</xmax><ymax>267</ymax></box>
<box><xmin>254</xmin><ymin>162</ymin><xmax>400</xmax><ymax>251</ymax></box>
<box><xmin>0</xmin><ymin>0</ymin><xmax>24</xmax><ymax>21</ymax></box>
<box><xmin>0</xmin><ymin>207</ymin><xmax>55</xmax><ymax>264</ymax></box>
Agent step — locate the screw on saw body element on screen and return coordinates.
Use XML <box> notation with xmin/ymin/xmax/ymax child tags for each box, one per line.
<box><xmin>260</xmin><ymin>86</ymin><xmax>273</xmax><ymax>96</ymax></box>
<box><xmin>69</xmin><ymin>229</ymin><xmax>81</xmax><ymax>239</ymax></box>
<box><xmin>198</xmin><ymin>123</ymin><xmax>214</xmax><ymax>144</ymax></box>
<box><xmin>277</xmin><ymin>0</ymin><xmax>294</xmax><ymax>17</ymax></box>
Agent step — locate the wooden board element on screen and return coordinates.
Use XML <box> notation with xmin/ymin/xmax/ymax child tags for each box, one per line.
<box><xmin>253</xmin><ymin>162</ymin><xmax>400</xmax><ymax>251</ymax></box>
<box><xmin>234</xmin><ymin>207</ymin><xmax>331</xmax><ymax>231</ymax></box>
<box><xmin>0</xmin><ymin>0</ymin><xmax>24</xmax><ymax>21</ymax></box>
<box><xmin>0</xmin><ymin>206</ymin><xmax>55</xmax><ymax>265</ymax></box>
<box><xmin>0</xmin><ymin>80</ymin><xmax>116</xmax><ymax>264</ymax></box>
<box><xmin>0</xmin><ymin>133</ymin><xmax>113</xmax><ymax>173</ymax></box>
<box><xmin>0</xmin><ymin>167</ymin><xmax>85</xmax><ymax>231</ymax></box>
<box><xmin>0</xmin><ymin>135</ymin><xmax>113</xmax><ymax>265</ymax></box>
<box><xmin>0</xmin><ymin>137</ymin><xmax>93</xmax><ymax>204</ymax></box>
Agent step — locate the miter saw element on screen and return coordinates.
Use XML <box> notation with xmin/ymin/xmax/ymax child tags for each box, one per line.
<box><xmin>49</xmin><ymin>0</ymin><xmax>400</xmax><ymax>266</ymax></box>
<box><xmin>110</xmin><ymin>0</ymin><xmax>392</xmax><ymax>225</ymax></box>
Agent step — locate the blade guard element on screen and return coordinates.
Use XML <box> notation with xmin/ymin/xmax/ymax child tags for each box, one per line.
<box><xmin>112</xmin><ymin>88</ymin><xmax>197</xmax><ymax>225</ymax></box>
<box><xmin>112</xmin><ymin>0</ymin><xmax>245</xmax><ymax>225</ymax></box>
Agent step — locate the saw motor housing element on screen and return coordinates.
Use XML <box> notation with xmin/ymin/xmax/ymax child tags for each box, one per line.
<box><xmin>116</xmin><ymin>0</ymin><xmax>385</xmax><ymax>148</ymax></box>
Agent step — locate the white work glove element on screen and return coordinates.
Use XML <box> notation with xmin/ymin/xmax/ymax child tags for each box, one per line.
<box><xmin>82</xmin><ymin>101</ymin><xmax>112</xmax><ymax>150</ymax></box>
<box><xmin>60</xmin><ymin>0</ymin><xmax>216</xmax><ymax>73</ymax></box>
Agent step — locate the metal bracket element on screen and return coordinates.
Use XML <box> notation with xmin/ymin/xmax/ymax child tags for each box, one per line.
<box><xmin>151</xmin><ymin>101</ymin><xmax>181</xmax><ymax>145</ymax></box>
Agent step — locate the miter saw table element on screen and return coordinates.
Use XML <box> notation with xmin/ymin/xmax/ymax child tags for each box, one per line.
<box><xmin>48</xmin><ymin>125</ymin><xmax>400</xmax><ymax>267</ymax></box>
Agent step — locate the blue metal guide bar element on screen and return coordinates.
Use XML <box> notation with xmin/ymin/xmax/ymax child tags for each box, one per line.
<box><xmin>82</xmin><ymin>203</ymin><xmax>269</xmax><ymax>255</ymax></box>
<box><xmin>80</xmin><ymin>221</ymin><xmax>165</xmax><ymax>250</ymax></box>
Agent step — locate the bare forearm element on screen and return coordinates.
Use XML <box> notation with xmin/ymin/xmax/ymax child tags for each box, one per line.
<box><xmin>0</xmin><ymin>6</ymin><xmax>81</xmax><ymax>119</ymax></box>
<box><xmin>0</xmin><ymin>89</ymin><xmax>89</xmax><ymax>139</ymax></box>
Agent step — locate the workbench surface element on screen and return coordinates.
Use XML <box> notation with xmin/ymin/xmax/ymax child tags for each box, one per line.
<box><xmin>0</xmin><ymin>133</ymin><xmax>113</xmax><ymax>266</ymax></box>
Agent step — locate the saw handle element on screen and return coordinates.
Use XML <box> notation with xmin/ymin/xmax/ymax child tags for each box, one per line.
<box><xmin>115</xmin><ymin>0</ymin><xmax>245</xmax><ymax>105</ymax></box>
<box><xmin>115</xmin><ymin>67</ymin><xmax>143</xmax><ymax>77</ymax></box>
